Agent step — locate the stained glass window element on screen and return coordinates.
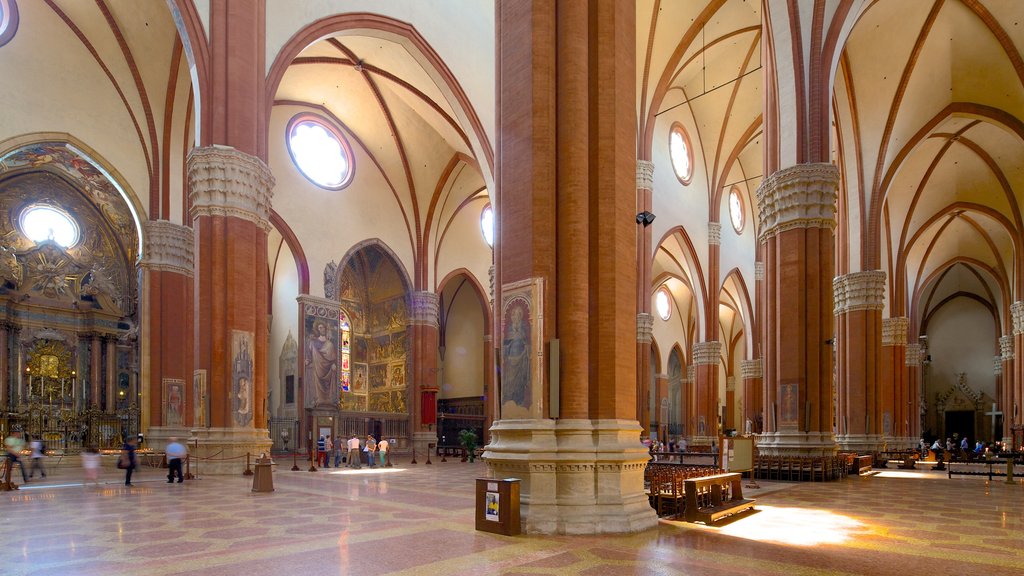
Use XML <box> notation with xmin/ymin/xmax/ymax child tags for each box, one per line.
<box><xmin>339</xmin><ymin>310</ymin><xmax>351</xmax><ymax>393</ymax></box>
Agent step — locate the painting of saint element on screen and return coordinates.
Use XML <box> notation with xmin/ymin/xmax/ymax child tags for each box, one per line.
<box><xmin>500</xmin><ymin>298</ymin><xmax>531</xmax><ymax>409</ymax></box>
<box><xmin>353</xmin><ymin>364</ymin><xmax>367</xmax><ymax>392</ymax></box>
<box><xmin>231</xmin><ymin>331</ymin><xmax>254</xmax><ymax>427</ymax></box>
<box><xmin>164</xmin><ymin>379</ymin><xmax>184</xmax><ymax>427</ymax></box>
<box><xmin>779</xmin><ymin>382</ymin><xmax>799</xmax><ymax>427</ymax></box>
<box><xmin>305</xmin><ymin>318</ymin><xmax>338</xmax><ymax>406</ymax></box>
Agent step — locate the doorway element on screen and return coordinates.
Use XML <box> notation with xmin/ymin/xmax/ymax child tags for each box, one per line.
<box><xmin>944</xmin><ymin>410</ymin><xmax>975</xmax><ymax>442</ymax></box>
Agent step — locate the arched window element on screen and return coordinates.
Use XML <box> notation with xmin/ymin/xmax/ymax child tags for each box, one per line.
<box><xmin>728</xmin><ymin>187</ymin><xmax>745</xmax><ymax>233</ymax></box>
<box><xmin>0</xmin><ymin>0</ymin><xmax>19</xmax><ymax>48</ymax></box>
<box><xmin>669</xmin><ymin>122</ymin><xmax>693</xmax><ymax>185</ymax></box>
<box><xmin>480</xmin><ymin>204</ymin><xmax>494</xmax><ymax>247</ymax></box>
<box><xmin>19</xmin><ymin>204</ymin><xmax>80</xmax><ymax>248</ymax></box>
<box><xmin>655</xmin><ymin>286</ymin><xmax>672</xmax><ymax>321</ymax></box>
<box><xmin>286</xmin><ymin>113</ymin><xmax>355</xmax><ymax>190</ymax></box>
<box><xmin>339</xmin><ymin>310</ymin><xmax>351</xmax><ymax>393</ymax></box>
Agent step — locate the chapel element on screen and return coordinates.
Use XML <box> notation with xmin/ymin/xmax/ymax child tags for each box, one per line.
<box><xmin>1</xmin><ymin>0</ymin><xmax>1023</xmax><ymax>552</ymax></box>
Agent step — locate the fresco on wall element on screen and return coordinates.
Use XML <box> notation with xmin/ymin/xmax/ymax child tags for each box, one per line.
<box><xmin>231</xmin><ymin>330</ymin><xmax>254</xmax><ymax>427</ymax></box>
<box><xmin>334</xmin><ymin>244</ymin><xmax>410</xmax><ymax>415</ymax></box>
<box><xmin>779</xmin><ymin>381</ymin><xmax>799</xmax><ymax>428</ymax></box>
<box><xmin>303</xmin><ymin>305</ymin><xmax>340</xmax><ymax>408</ymax></box>
<box><xmin>500</xmin><ymin>278</ymin><xmax>543</xmax><ymax>419</ymax></box>
<box><xmin>163</xmin><ymin>378</ymin><xmax>185</xmax><ymax>427</ymax></box>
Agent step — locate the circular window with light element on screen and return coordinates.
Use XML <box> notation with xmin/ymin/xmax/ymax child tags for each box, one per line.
<box><xmin>19</xmin><ymin>204</ymin><xmax>80</xmax><ymax>248</ymax></box>
<box><xmin>286</xmin><ymin>114</ymin><xmax>355</xmax><ymax>190</ymax></box>
<box><xmin>480</xmin><ymin>204</ymin><xmax>494</xmax><ymax>247</ymax></box>
<box><xmin>0</xmin><ymin>0</ymin><xmax>19</xmax><ymax>48</ymax></box>
<box><xmin>669</xmin><ymin>122</ymin><xmax>693</xmax><ymax>185</ymax></box>
<box><xmin>655</xmin><ymin>287</ymin><xmax>672</xmax><ymax>321</ymax></box>
<box><xmin>728</xmin><ymin>187</ymin><xmax>745</xmax><ymax>233</ymax></box>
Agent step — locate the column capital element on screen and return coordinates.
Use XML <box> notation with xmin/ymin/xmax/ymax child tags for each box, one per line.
<box><xmin>636</xmin><ymin>312</ymin><xmax>654</xmax><ymax>344</ymax></box>
<box><xmin>754</xmin><ymin>261</ymin><xmax>764</xmax><ymax>281</ymax></box>
<box><xmin>636</xmin><ymin>160</ymin><xmax>654</xmax><ymax>191</ymax></box>
<box><xmin>188</xmin><ymin>145</ymin><xmax>275</xmax><ymax>230</ymax></box>
<box><xmin>685</xmin><ymin>365</ymin><xmax>695</xmax><ymax>384</ymax></box>
<box><xmin>740</xmin><ymin>358</ymin><xmax>762</xmax><ymax>379</ymax></box>
<box><xmin>1000</xmin><ymin>335</ymin><xmax>1014</xmax><ymax>359</ymax></box>
<box><xmin>1012</xmin><ymin>301</ymin><xmax>1024</xmax><ymax>335</ymax></box>
<box><xmin>692</xmin><ymin>341</ymin><xmax>721</xmax><ymax>366</ymax></box>
<box><xmin>408</xmin><ymin>291</ymin><xmax>440</xmax><ymax>328</ymax></box>
<box><xmin>708</xmin><ymin>222</ymin><xmax>721</xmax><ymax>245</ymax></box>
<box><xmin>882</xmin><ymin>317</ymin><xmax>909</xmax><ymax>346</ymax></box>
<box><xmin>725</xmin><ymin>376</ymin><xmax>736</xmax><ymax>391</ymax></box>
<box><xmin>141</xmin><ymin>220</ymin><xmax>194</xmax><ymax>276</ymax></box>
<box><xmin>833</xmin><ymin>270</ymin><xmax>886</xmax><ymax>314</ymax></box>
<box><xmin>994</xmin><ymin>356</ymin><xmax>1003</xmax><ymax>376</ymax></box>
<box><xmin>905</xmin><ymin>343</ymin><xmax>922</xmax><ymax>366</ymax></box>
<box><xmin>297</xmin><ymin>294</ymin><xmax>341</xmax><ymax>319</ymax></box>
<box><xmin>654</xmin><ymin>372</ymin><xmax>669</xmax><ymax>381</ymax></box>
<box><xmin>756</xmin><ymin>162</ymin><xmax>838</xmax><ymax>242</ymax></box>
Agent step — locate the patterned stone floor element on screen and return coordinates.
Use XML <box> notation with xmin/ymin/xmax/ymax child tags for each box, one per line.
<box><xmin>0</xmin><ymin>459</ymin><xmax>1022</xmax><ymax>575</ymax></box>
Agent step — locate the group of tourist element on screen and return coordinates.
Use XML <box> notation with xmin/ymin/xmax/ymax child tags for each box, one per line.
<box><xmin>920</xmin><ymin>435</ymin><xmax>1010</xmax><ymax>460</ymax></box>
<box><xmin>316</xmin><ymin>433</ymin><xmax>390</xmax><ymax>469</ymax></box>
<box><xmin>3</xmin><ymin>431</ymin><xmax>49</xmax><ymax>483</ymax></box>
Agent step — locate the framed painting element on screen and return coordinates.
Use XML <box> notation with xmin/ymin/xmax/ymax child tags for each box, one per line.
<box><xmin>499</xmin><ymin>277</ymin><xmax>544</xmax><ymax>419</ymax></box>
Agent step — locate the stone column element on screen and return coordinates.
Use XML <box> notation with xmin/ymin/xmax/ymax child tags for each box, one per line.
<box><xmin>105</xmin><ymin>338</ymin><xmax>117</xmax><ymax>412</ymax></box>
<box><xmin>90</xmin><ymin>334</ymin><xmax>102</xmax><ymax>409</ymax></box>
<box><xmin>141</xmin><ymin>220</ymin><xmax>195</xmax><ymax>448</ymax></box>
<box><xmin>188</xmin><ymin>146</ymin><xmax>274</xmax><ymax>472</ymax></box>
<box><xmin>834</xmin><ymin>271</ymin><xmax>885</xmax><ymax>453</ymax></box>
<box><xmin>740</xmin><ymin>358</ymin><xmax>763</xmax><ymax>434</ymax></box>
<box><xmin>724</xmin><ymin>376</ymin><xmax>736</xmax><ymax>431</ymax></box>
<box><xmin>904</xmin><ymin>342</ymin><xmax>923</xmax><ymax>440</ymax></box>
<box><xmin>484</xmin><ymin>0</ymin><xmax>655</xmax><ymax>535</ymax></box>
<box><xmin>654</xmin><ymin>372</ymin><xmax>668</xmax><ymax>443</ymax></box>
<box><xmin>637</xmin><ymin>311</ymin><xmax>654</xmax><ymax>435</ymax></box>
<box><xmin>692</xmin><ymin>341</ymin><xmax>721</xmax><ymax>446</ymax></box>
<box><xmin>757</xmin><ymin>163</ymin><xmax>839</xmax><ymax>457</ymax></box>
<box><xmin>1000</xmin><ymin>335</ymin><xmax>1014</xmax><ymax>444</ymax></box>
<box><xmin>1013</xmin><ymin>302</ymin><xmax>1024</xmax><ymax>438</ymax></box>
<box><xmin>408</xmin><ymin>291</ymin><xmax>440</xmax><ymax>457</ymax></box>
<box><xmin>881</xmin><ymin>316</ymin><xmax>909</xmax><ymax>447</ymax></box>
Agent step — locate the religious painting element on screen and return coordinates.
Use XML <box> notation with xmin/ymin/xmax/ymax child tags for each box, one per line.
<box><xmin>162</xmin><ymin>378</ymin><xmax>185</xmax><ymax>427</ymax></box>
<box><xmin>697</xmin><ymin>415</ymin><xmax>707</xmax><ymax>437</ymax></box>
<box><xmin>231</xmin><ymin>330</ymin><xmax>254</xmax><ymax>427</ymax></box>
<box><xmin>390</xmin><ymin>362</ymin><xmax>405</xmax><ymax>388</ymax></box>
<box><xmin>352</xmin><ymin>363</ymin><xmax>368</xmax><ymax>393</ymax></box>
<box><xmin>303</xmin><ymin>304</ymin><xmax>340</xmax><ymax>407</ymax></box>
<box><xmin>370</xmin><ymin>364</ymin><xmax>388</xmax><ymax>391</ymax></box>
<box><xmin>193</xmin><ymin>369</ymin><xmax>207</xmax><ymax>427</ymax></box>
<box><xmin>500</xmin><ymin>278</ymin><xmax>544</xmax><ymax>419</ymax></box>
<box><xmin>353</xmin><ymin>337</ymin><xmax>368</xmax><ymax>364</ymax></box>
<box><xmin>368</xmin><ymin>390</ymin><xmax>406</xmax><ymax>413</ymax></box>
<box><xmin>779</xmin><ymin>381</ymin><xmax>799</xmax><ymax>428</ymax></box>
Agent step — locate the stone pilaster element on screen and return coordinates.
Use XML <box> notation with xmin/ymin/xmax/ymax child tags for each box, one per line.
<box><xmin>636</xmin><ymin>160</ymin><xmax>654</xmax><ymax>191</ymax></box>
<box><xmin>882</xmin><ymin>317</ymin><xmax>909</xmax><ymax>347</ymax></box>
<box><xmin>1000</xmin><ymin>335</ymin><xmax>1014</xmax><ymax>359</ymax></box>
<box><xmin>636</xmin><ymin>313</ymin><xmax>653</xmax><ymax>344</ymax></box>
<box><xmin>142</xmin><ymin>221</ymin><xmax>194</xmax><ymax>276</ymax></box>
<box><xmin>754</xmin><ymin>261</ymin><xmax>764</xmax><ymax>282</ymax></box>
<box><xmin>708</xmin><ymin>222</ymin><xmax>721</xmax><ymax>245</ymax></box>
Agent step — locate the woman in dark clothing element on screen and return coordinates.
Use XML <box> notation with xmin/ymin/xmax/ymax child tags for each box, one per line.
<box><xmin>122</xmin><ymin>437</ymin><xmax>138</xmax><ymax>486</ymax></box>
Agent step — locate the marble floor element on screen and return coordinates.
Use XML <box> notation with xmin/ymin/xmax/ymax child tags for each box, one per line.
<box><xmin>1</xmin><ymin>458</ymin><xmax>1022</xmax><ymax>575</ymax></box>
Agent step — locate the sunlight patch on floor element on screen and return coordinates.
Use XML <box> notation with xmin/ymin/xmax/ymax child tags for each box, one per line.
<box><xmin>696</xmin><ymin>505</ymin><xmax>870</xmax><ymax>546</ymax></box>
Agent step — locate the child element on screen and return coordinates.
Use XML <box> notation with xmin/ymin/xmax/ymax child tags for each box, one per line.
<box><xmin>82</xmin><ymin>446</ymin><xmax>101</xmax><ymax>487</ymax></box>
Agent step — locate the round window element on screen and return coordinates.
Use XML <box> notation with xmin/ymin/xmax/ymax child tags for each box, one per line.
<box><xmin>0</xmin><ymin>0</ymin><xmax>19</xmax><ymax>48</ymax></box>
<box><xmin>20</xmin><ymin>204</ymin><xmax>80</xmax><ymax>248</ymax></box>
<box><xmin>729</xmin><ymin>187</ymin><xmax>745</xmax><ymax>233</ymax></box>
<box><xmin>669</xmin><ymin>123</ymin><xmax>693</xmax><ymax>184</ymax></box>
<box><xmin>286</xmin><ymin>114</ymin><xmax>354</xmax><ymax>190</ymax></box>
<box><xmin>480</xmin><ymin>204</ymin><xmax>494</xmax><ymax>247</ymax></box>
<box><xmin>655</xmin><ymin>287</ymin><xmax>672</xmax><ymax>321</ymax></box>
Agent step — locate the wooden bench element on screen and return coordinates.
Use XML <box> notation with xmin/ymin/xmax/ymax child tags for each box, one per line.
<box><xmin>851</xmin><ymin>455</ymin><xmax>873</xmax><ymax>475</ymax></box>
<box><xmin>683</xmin><ymin>473</ymin><xmax>755</xmax><ymax>524</ymax></box>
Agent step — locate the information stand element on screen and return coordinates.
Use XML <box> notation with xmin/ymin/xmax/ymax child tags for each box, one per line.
<box><xmin>475</xmin><ymin>478</ymin><xmax>521</xmax><ymax>535</ymax></box>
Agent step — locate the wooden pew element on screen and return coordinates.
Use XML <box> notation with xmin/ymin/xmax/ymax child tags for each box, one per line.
<box><xmin>683</xmin><ymin>472</ymin><xmax>755</xmax><ymax>524</ymax></box>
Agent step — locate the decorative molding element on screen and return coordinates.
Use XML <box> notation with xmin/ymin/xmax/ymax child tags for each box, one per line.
<box><xmin>636</xmin><ymin>313</ymin><xmax>654</xmax><ymax>344</ymax></box>
<box><xmin>323</xmin><ymin>261</ymin><xmax>339</xmax><ymax>299</ymax></box>
<box><xmin>187</xmin><ymin>145</ymin><xmax>275</xmax><ymax>231</ymax></box>
<box><xmin>685</xmin><ymin>365</ymin><xmax>695</xmax><ymax>384</ymax></box>
<box><xmin>905</xmin><ymin>343</ymin><xmax>922</xmax><ymax>367</ymax></box>
<box><xmin>488</xmin><ymin>265</ymin><xmax>495</xmax><ymax>302</ymax></box>
<box><xmin>994</xmin><ymin>356</ymin><xmax>1003</xmax><ymax>376</ymax></box>
<box><xmin>725</xmin><ymin>376</ymin><xmax>736</xmax><ymax>391</ymax></box>
<box><xmin>754</xmin><ymin>261</ymin><xmax>764</xmax><ymax>281</ymax></box>
<box><xmin>1000</xmin><ymin>335</ymin><xmax>1014</xmax><ymax>360</ymax></box>
<box><xmin>755</xmin><ymin>163</ymin><xmax>839</xmax><ymax>242</ymax></box>
<box><xmin>1013</xmin><ymin>301</ymin><xmax>1024</xmax><ymax>335</ymax></box>
<box><xmin>408</xmin><ymin>291</ymin><xmax>440</xmax><ymax>328</ymax></box>
<box><xmin>141</xmin><ymin>220</ymin><xmax>193</xmax><ymax>276</ymax></box>
<box><xmin>833</xmin><ymin>270</ymin><xmax>886</xmax><ymax>314</ymax></box>
<box><xmin>296</xmin><ymin>294</ymin><xmax>340</xmax><ymax>320</ymax></box>
<box><xmin>935</xmin><ymin>372</ymin><xmax>983</xmax><ymax>413</ymax></box>
<box><xmin>882</xmin><ymin>317</ymin><xmax>909</xmax><ymax>347</ymax></box>
<box><xmin>708</xmin><ymin>222</ymin><xmax>721</xmax><ymax>245</ymax></box>
<box><xmin>692</xmin><ymin>341</ymin><xmax>721</xmax><ymax>366</ymax></box>
<box><xmin>655</xmin><ymin>372</ymin><xmax>669</xmax><ymax>381</ymax></box>
<box><xmin>636</xmin><ymin>160</ymin><xmax>654</xmax><ymax>191</ymax></box>
<box><xmin>740</xmin><ymin>358</ymin><xmax>762</xmax><ymax>379</ymax></box>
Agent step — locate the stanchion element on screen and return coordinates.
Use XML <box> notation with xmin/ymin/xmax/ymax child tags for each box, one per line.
<box><xmin>410</xmin><ymin>447</ymin><xmax>417</xmax><ymax>465</ymax></box>
<box><xmin>385</xmin><ymin>448</ymin><xmax>393</xmax><ymax>468</ymax></box>
<box><xmin>308</xmin><ymin>446</ymin><xmax>318</xmax><ymax>472</ymax></box>
<box><xmin>0</xmin><ymin>460</ymin><xmax>19</xmax><ymax>491</ymax></box>
<box><xmin>441</xmin><ymin>449</ymin><xmax>447</xmax><ymax>463</ymax></box>
<box><xmin>1007</xmin><ymin>459</ymin><xmax>1016</xmax><ymax>484</ymax></box>
<box><xmin>426</xmin><ymin>448</ymin><xmax>432</xmax><ymax>465</ymax></box>
<box><xmin>243</xmin><ymin>452</ymin><xmax>254</xmax><ymax>476</ymax></box>
<box><xmin>184</xmin><ymin>454</ymin><xmax>194</xmax><ymax>480</ymax></box>
<box><xmin>291</xmin><ymin>451</ymin><xmax>300</xmax><ymax>471</ymax></box>
<box><xmin>194</xmin><ymin>439</ymin><xmax>200</xmax><ymax>479</ymax></box>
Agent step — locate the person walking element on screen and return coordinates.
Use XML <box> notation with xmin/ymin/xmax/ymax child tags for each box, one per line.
<box><xmin>323</xmin><ymin>435</ymin><xmax>333</xmax><ymax>468</ymax></box>
<box><xmin>347</xmin><ymin>434</ymin><xmax>361</xmax><ymax>469</ymax></box>
<box><xmin>4</xmin><ymin>431</ymin><xmax>28</xmax><ymax>484</ymax></box>
<box><xmin>333</xmin><ymin>437</ymin><xmax>343</xmax><ymax>468</ymax></box>
<box><xmin>165</xmin><ymin>437</ymin><xmax>187</xmax><ymax>483</ymax></box>
<box><xmin>365</xmin><ymin>435</ymin><xmax>377</xmax><ymax>468</ymax></box>
<box><xmin>81</xmin><ymin>446</ymin><xmax>101</xmax><ymax>487</ymax></box>
<box><xmin>28</xmin><ymin>437</ymin><xmax>47</xmax><ymax>479</ymax></box>
<box><xmin>377</xmin><ymin>438</ymin><xmax>389</xmax><ymax>467</ymax></box>
<box><xmin>317</xmin><ymin>435</ymin><xmax>326</xmax><ymax>467</ymax></box>
<box><xmin>120</xmin><ymin>437</ymin><xmax>138</xmax><ymax>486</ymax></box>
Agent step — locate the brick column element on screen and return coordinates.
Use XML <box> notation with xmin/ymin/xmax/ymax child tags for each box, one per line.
<box><xmin>881</xmin><ymin>316</ymin><xmax>910</xmax><ymax>447</ymax></box>
<box><xmin>757</xmin><ymin>163</ymin><xmax>838</xmax><ymax>457</ymax></box>
<box><xmin>834</xmin><ymin>271</ymin><xmax>885</xmax><ymax>452</ymax></box>
<box><xmin>1013</xmin><ymin>302</ymin><xmax>1024</xmax><ymax>443</ymax></box>
<box><xmin>1000</xmin><ymin>335</ymin><xmax>1014</xmax><ymax>444</ymax></box>
<box><xmin>408</xmin><ymin>291</ymin><xmax>440</xmax><ymax>457</ymax></box>
<box><xmin>637</xmin><ymin>311</ymin><xmax>654</xmax><ymax>435</ymax></box>
<box><xmin>636</xmin><ymin>160</ymin><xmax>654</xmax><ymax>435</ymax></box>
<box><xmin>654</xmin><ymin>372</ymin><xmax>668</xmax><ymax>443</ymax></box>
<box><xmin>685</xmin><ymin>365</ymin><xmax>696</xmax><ymax>439</ymax></box>
<box><xmin>904</xmin><ymin>342</ymin><xmax>923</xmax><ymax>441</ymax></box>
<box><xmin>740</xmin><ymin>358</ymin><xmax>763</xmax><ymax>434</ymax></box>
<box><xmin>692</xmin><ymin>341</ymin><xmax>721</xmax><ymax>446</ymax></box>
<box><xmin>484</xmin><ymin>0</ymin><xmax>655</xmax><ymax>534</ymax></box>
<box><xmin>141</xmin><ymin>220</ymin><xmax>195</xmax><ymax>448</ymax></box>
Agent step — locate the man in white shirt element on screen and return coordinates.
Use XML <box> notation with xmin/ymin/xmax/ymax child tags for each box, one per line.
<box><xmin>377</xmin><ymin>438</ymin><xmax>389</xmax><ymax>467</ymax></box>
<box><xmin>347</xmin><ymin>435</ymin><xmax>361</xmax><ymax>469</ymax></box>
<box><xmin>166</xmin><ymin>437</ymin><xmax>187</xmax><ymax>483</ymax></box>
